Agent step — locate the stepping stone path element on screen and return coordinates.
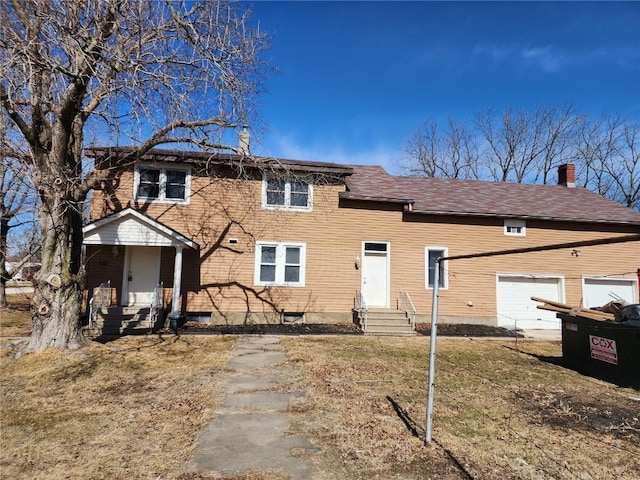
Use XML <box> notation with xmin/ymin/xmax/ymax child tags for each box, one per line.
<box><xmin>191</xmin><ymin>335</ymin><xmax>318</xmax><ymax>479</ymax></box>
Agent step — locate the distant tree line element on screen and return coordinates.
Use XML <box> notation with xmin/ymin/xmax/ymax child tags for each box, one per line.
<box><xmin>401</xmin><ymin>105</ymin><xmax>639</xmax><ymax>211</ymax></box>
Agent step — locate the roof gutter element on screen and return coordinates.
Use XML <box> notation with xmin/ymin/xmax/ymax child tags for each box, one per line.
<box><xmin>403</xmin><ymin>208</ymin><xmax>640</xmax><ymax>227</ymax></box>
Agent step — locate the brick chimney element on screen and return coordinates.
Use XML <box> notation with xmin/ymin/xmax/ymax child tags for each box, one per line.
<box><xmin>558</xmin><ymin>164</ymin><xmax>575</xmax><ymax>188</ymax></box>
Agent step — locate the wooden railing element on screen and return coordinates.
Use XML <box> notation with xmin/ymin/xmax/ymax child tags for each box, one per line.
<box><xmin>398</xmin><ymin>290</ymin><xmax>416</xmax><ymax>330</ymax></box>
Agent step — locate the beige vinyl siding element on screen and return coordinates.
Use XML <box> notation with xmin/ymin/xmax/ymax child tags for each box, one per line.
<box><xmin>89</xmin><ymin>166</ymin><xmax>640</xmax><ymax>323</ymax></box>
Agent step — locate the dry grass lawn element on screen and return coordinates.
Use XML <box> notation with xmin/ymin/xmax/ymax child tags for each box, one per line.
<box><xmin>1</xmin><ymin>293</ymin><xmax>33</xmax><ymax>337</ymax></box>
<box><xmin>1</xmin><ymin>299</ymin><xmax>236</xmax><ymax>480</ymax></box>
<box><xmin>283</xmin><ymin>336</ymin><xmax>640</xmax><ymax>480</ymax></box>
<box><xmin>2</xmin><ymin>297</ymin><xmax>639</xmax><ymax>479</ymax></box>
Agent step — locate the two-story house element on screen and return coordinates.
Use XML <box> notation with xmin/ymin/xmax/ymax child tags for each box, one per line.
<box><xmin>82</xmin><ymin>147</ymin><xmax>640</xmax><ymax>334</ymax></box>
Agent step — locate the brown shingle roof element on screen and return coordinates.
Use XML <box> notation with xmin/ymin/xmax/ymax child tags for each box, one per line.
<box><xmin>343</xmin><ymin>165</ymin><xmax>640</xmax><ymax>226</ymax></box>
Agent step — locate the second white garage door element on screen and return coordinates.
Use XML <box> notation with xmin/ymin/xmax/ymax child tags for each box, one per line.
<box><xmin>496</xmin><ymin>275</ymin><xmax>564</xmax><ymax>330</ymax></box>
<box><xmin>582</xmin><ymin>278</ymin><xmax>637</xmax><ymax>308</ymax></box>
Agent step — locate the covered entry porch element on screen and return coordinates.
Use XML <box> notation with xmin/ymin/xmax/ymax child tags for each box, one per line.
<box><xmin>83</xmin><ymin>208</ymin><xmax>199</xmax><ymax>333</ymax></box>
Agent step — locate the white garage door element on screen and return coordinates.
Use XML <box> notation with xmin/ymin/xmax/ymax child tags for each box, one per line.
<box><xmin>583</xmin><ymin>278</ymin><xmax>637</xmax><ymax>309</ymax></box>
<box><xmin>497</xmin><ymin>276</ymin><xmax>563</xmax><ymax>330</ymax></box>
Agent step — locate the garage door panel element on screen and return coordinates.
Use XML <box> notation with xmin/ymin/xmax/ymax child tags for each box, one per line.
<box><xmin>497</xmin><ymin>276</ymin><xmax>562</xmax><ymax>330</ymax></box>
<box><xmin>583</xmin><ymin>279</ymin><xmax>636</xmax><ymax>308</ymax></box>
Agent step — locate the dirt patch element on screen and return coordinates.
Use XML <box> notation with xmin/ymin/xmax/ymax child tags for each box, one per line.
<box><xmin>416</xmin><ymin>322</ymin><xmax>523</xmax><ymax>337</ymax></box>
<box><xmin>179</xmin><ymin>321</ymin><xmax>522</xmax><ymax>337</ymax></box>
<box><xmin>180</xmin><ymin>321</ymin><xmax>363</xmax><ymax>335</ymax></box>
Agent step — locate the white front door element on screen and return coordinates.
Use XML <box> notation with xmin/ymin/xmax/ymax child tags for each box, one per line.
<box><xmin>124</xmin><ymin>246</ymin><xmax>161</xmax><ymax>306</ymax></box>
<box><xmin>362</xmin><ymin>242</ymin><xmax>389</xmax><ymax>308</ymax></box>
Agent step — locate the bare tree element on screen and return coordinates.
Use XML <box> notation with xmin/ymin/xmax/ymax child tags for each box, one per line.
<box><xmin>575</xmin><ymin>115</ymin><xmax>639</xmax><ymax>210</ymax></box>
<box><xmin>1</xmin><ymin>111</ymin><xmax>39</xmax><ymax>307</ymax></box>
<box><xmin>403</xmin><ymin>120</ymin><xmax>441</xmax><ymax>177</ymax></box>
<box><xmin>0</xmin><ymin>155</ymin><xmax>36</xmax><ymax>307</ymax></box>
<box><xmin>402</xmin><ymin>106</ymin><xmax>638</xmax><ymax>211</ymax></box>
<box><xmin>532</xmin><ymin>105</ymin><xmax>579</xmax><ymax>184</ymax></box>
<box><xmin>403</xmin><ymin>117</ymin><xmax>479</xmax><ymax>179</ymax></box>
<box><xmin>475</xmin><ymin>106</ymin><xmax>577</xmax><ymax>183</ymax></box>
<box><xmin>1</xmin><ymin>0</ymin><xmax>269</xmax><ymax>352</ymax></box>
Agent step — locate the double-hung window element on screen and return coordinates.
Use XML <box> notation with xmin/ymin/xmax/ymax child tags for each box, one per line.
<box><xmin>426</xmin><ymin>247</ymin><xmax>448</xmax><ymax>289</ymax></box>
<box><xmin>135</xmin><ymin>165</ymin><xmax>190</xmax><ymax>203</ymax></box>
<box><xmin>255</xmin><ymin>242</ymin><xmax>305</xmax><ymax>286</ymax></box>
<box><xmin>262</xmin><ymin>175</ymin><xmax>312</xmax><ymax>211</ymax></box>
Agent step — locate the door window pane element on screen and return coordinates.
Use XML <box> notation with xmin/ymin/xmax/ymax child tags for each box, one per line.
<box><xmin>365</xmin><ymin>242</ymin><xmax>388</xmax><ymax>252</ymax></box>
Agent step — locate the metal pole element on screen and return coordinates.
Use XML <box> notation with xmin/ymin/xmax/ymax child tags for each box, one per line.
<box><xmin>425</xmin><ymin>258</ymin><xmax>440</xmax><ymax>445</ymax></box>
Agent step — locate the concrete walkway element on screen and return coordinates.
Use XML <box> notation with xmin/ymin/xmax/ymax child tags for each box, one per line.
<box><xmin>191</xmin><ymin>335</ymin><xmax>319</xmax><ymax>479</ymax></box>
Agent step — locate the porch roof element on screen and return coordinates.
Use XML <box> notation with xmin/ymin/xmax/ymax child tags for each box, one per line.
<box><xmin>83</xmin><ymin>208</ymin><xmax>199</xmax><ymax>249</ymax></box>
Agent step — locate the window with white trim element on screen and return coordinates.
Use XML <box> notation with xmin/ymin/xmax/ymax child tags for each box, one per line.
<box><xmin>262</xmin><ymin>175</ymin><xmax>312</xmax><ymax>211</ymax></box>
<box><xmin>134</xmin><ymin>165</ymin><xmax>190</xmax><ymax>203</ymax></box>
<box><xmin>255</xmin><ymin>242</ymin><xmax>306</xmax><ymax>286</ymax></box>
<box><xmin>504</xmin><ymin>219</ymin><xmax>526</xmax><ymax>236</ymax></box>
<box><xmin>425</xmin><ymin>247</ymin><xmax>448</xmax><ymax>289</ymax></box>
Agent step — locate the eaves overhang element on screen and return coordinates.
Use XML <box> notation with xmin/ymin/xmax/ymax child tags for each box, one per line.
<box><xmin>86</xmin><ymin>147</ymin><xmax>355</xmax><ymax>177</ymax></box>
<box><xmin>339</xmin><ymin>192</ymin><xmax>415</xmax><ymax>206</ymax></box>
<box><xmin>404</xmin><ymin>208</ymin><xmax>640</xmax><ymax>226</ymax></box>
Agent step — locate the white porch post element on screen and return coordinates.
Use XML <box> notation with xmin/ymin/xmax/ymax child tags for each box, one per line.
<box><xmin>172</xmin><ymin>245</ymin><xmax>184</xmax><ymax>315</ymax></box>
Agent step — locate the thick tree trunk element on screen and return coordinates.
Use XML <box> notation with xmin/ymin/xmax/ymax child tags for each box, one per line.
<box><xmin>0</xmin><ymin>218</ymin><xmax>8</xmax><ymax>308</ymax></box>
<box><xmin>26</xmin><ymin>182</ymin><xmax>87</xmax><ymax>352</ymax></box>
<box><xmin>0</xmin><ymin>279</ymin><xmax>6</xmax><ymax>309</ymax></box>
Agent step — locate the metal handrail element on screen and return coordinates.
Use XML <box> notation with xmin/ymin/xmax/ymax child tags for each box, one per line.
<box><xmin>150</xmin><ymin>282</ymin><xmax>164</xmax><ymax>329</ymax></box>
<box><xmin>89</xmin><ymin>280</ymin><xmax>111</xmax><ymax>328</ymax></box>
<box><xmin>355</xmin><ymin>290</ymin><xmax>368</xmax><ymax>332</ymax></box>
<box><xmin>151</xmin><ymin>282</ymin><xmax>164</xmax><ymax>310</ymax></box>
<box><xmin>398</xmin><ymin>290</ymin><xmax>416</xmax><ymax>330</ymax></box>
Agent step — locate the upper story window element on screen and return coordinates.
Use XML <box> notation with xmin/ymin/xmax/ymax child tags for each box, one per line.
<box><xmin>134</xmin><ymin>165</ymin><xmax>190</xmax><ymax>204</ymax></box>
<box><xmin>504</xmin><ymin>219</ymin><xmax>526</xmax><ymax>236</ymax></box>
<box><xmin>262</xmin><ymin>175</ymin><xmax>312</xmax><ymax>211</ymax></box>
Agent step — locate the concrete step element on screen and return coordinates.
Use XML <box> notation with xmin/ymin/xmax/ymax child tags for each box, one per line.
<box><xmin>87</xmin><ymin>306</ymin><xmax>160</xmax><ymax>336</ymax></box>
<box><xmin>365</xmin><ymin>326</ymin><xmax>416</xmax><ymax>336</ymax></box>
<box><xmin>364</xmin><ymin>331</ymin><xmax>416</xmax><ymax>337</ymax></box>
<box><xmin>366</xmin><ymin>317</ymin><xmax>411</xmax><ymax>326</ymax></box>
<box><xmin>361</xmin><ymin>308</ymin><xmax>416</xmax><ymax>336</ymax></box>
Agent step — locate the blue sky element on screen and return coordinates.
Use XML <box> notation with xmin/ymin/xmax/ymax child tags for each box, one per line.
<box><xmin>243</xmin><ymin>1</ymin><xmax>640</xmax><ymax>172</ymax></box>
